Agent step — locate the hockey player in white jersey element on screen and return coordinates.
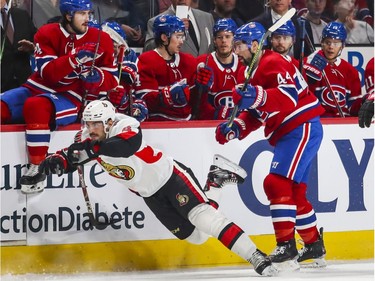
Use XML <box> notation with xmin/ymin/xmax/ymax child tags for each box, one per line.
<box><xmin>38</xmin><ymin>100</ymin><xmax>277</xmax><ymax>277</ymax></box>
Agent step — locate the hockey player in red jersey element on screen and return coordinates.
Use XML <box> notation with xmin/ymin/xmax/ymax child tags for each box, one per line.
<box><xmin>134</xmin><ymin>14</ymin><xmax>199</xmax><ymax>121</ymax></box>
<box><xmin>303</xmin><ymin>22</ymin><xmax>362</xmax><ymax>117</ymax></box>
<box><xmin>100</xmin><ymin>21</ymin><xmax>148</xmax><ymax>122</ymax></box>
<box><xmin>215</xmin><ymin>22</ymin><xmax>326</xmax><ymax>271</ymax></box>
<box><xmin>38</xmin><ymin>100</ymin><xmax>278</xmax><ymax>276</ymax></box>
<box><xmin>0</xmin><ymin>0</ymin><xmax>118</xmax><ymax>194</ymax></box>
<box><xmin>358</xmin><ymin>57</ymin><xmax>374</xmax><ymax>128</ymax></box>
<box><xmin>194</xmin><ymin>18</ymin><xmax>246</xmax><ymax>120</ymax></box>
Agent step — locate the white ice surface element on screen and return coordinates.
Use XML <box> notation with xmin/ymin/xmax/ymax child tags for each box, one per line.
<box><xmin>1</xmin><ymin>260</ymin><xmax>374</xmax><ymax>281</ymax></box>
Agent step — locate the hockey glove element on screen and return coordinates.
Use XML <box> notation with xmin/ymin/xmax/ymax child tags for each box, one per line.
<box><xmin>69</xmin><ymin>43</ymin><xmax>104</xmax><ymax>69</ymax></box>
<box><xmin>132</xmin><ymin>99</ymin><xmax>149</xmax><ymax>122</ymax></box>
<box><xmin>108</xmin><ymin>85</ymin><xmax>127</xmax><ymax>107</ymax></box>
<box><xmin>81</xmin><ymin>67</ymin><xmax>104</xmax><ymax>92</ymax></box>
<box><xmin>358</xmin><ymin>93</ymin><xmax>374</xmax><ymax>128</ymax></box>
<box><xmin>67</xmin><ymin>138</ymin><xmax>100</xmax><ymax>162</ymax></box>
<box><xmin>160</xmin><ymin>79</ymin><xmax>189</xmax><ymax>107</ymax></box>
<box><xmin>121</xmin><ymin>64</ymin><xmax>137</xmax><ymax>85</ymax></box>
<box><xmin>303</xmin><ymin>50</ymin><xmax>327</xmax><ymax>81</ymax></box>
<box><xmin>195</xmin><ymin>66</ymin><xmax>214</xmax><ymax>91</ymax></box>
<box><xmin>215</xmin><ymin>121</ymin><xmax>241</xmax><ymax>145</ymax></box>
<box><xmin>39</xmin><ymin>151</ymin><xmax>76</xmax><ymax>176</ymax></box>
<box><xmin>232</xmin><ymin>84</ymin><xmax>266</xmax><ymax>110</ymax></box>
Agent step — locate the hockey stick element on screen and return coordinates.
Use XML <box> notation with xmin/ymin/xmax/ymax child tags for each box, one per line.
<box><xmin>227</xmin><ymin>8</ymin><xmax>297</xmax><ymax>127</ymax></box>
<box><xmin>0</xmin><ymin>0</ymin><xmax>13</xmax><ymax>62</ymax></box>
<box><xmin>191</xmin><ymin>27</ymin><xmax>211</xmax><ymax>120</ymax></box>
<box><xmin>79</xmin><ymin>6</ymin><xmax>102</xmax><ymax>119</ymax></box>
<box><xmin>298</xmin><ymin>18</ymin><xmax>306</xmax><ymax>73</ymax></box>
<box><xmin>77</xmin><ymin>165</ymin><xmax>123</xmax><ymax>230</ymax></box>
<box><xmin>303</xmin><ymin>29</ymin><xmax>345</xmax><ymax>117</ymax></box>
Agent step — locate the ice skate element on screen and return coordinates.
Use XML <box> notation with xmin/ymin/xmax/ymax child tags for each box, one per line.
<box><xmin>269</xmin><ymin>239</ymin><xmax>300</xmax><ymax>272</ymax></box>
<box><xmin>249</xmin><ymin>249</ymin><xmax>278</xmax><ymax>276</ymax></box>
<box><xmin>204</xmin><ymin>154</ymin><xmax>247</xmax><ymax>191</ymax></box>
<box><xmin>20</xmin><ymin>164</ymin><xmax>46</xmax><ymax>194</ymax></box>
<box><xmin>297</xmin><ymin>227</ymin><xmax>327</xmax><ymax>268</ymax></box>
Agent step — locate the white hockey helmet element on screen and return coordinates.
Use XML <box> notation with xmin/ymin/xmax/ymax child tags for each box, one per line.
<box><xmin>82</xmin><ymin>100</ymin><xmax>116</xmax><ymax>126</ymax></box>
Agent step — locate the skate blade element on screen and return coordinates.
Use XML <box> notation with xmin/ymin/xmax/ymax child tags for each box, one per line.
<box><xmin>273</xmin><ymin>259</ymin><xmax>300</xmax><ymax>272</ymax></box>
<box><xmin>299</xmin><ymin>258</ymin><xmax>327</xmax><ymax>268</ymax></box>
<box><xmin>21</xmin><ymin>183</ymin><xmax>45</xmax><ymax>194</ymax></box>
<box><xmin>213</xmin><ymin>154</ymin><xmax>247</xmax><ymax>179</ymax></box>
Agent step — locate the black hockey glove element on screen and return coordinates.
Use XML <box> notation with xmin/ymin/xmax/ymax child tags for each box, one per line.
<box><xmin>67</xmin><ymin>138</ymin><xmax>100</xmax><ymax>162</ymax></box>
<box><xmin>358</xmin><ymin>94</ymin><xmax>374</xmax><ymax>128</ymax></box>
<box><xmin>39</xmin><ymin>151</ymin><xmax>76</xmax><ymax>176</ymax></box>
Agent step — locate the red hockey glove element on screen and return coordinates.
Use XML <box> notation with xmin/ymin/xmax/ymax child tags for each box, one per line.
<box><xmin>132</xmin><ymin>99</ymin><xmax>149</xmax><ymax>122</ymax></box>
<box><xmin>160</xmin><ymin>79</ymin><xmax>190</xmax><ymax>107</ymax></box>
<box><xmin>215</xmin><ymin>120</ymin><xmax>241</xmax><ymax>145</ymax></box>
<box><xmin>232</xmin><ymin>84</ymin><xmax>266</xmax><ymax>110</ymax></box>
<box><xmin>303</xmin><ymin>50</ymin><xmax>327</xmax><ymax>81</ymax></box>
<box><xmin>69</xmin><ymin>43</ymin><xmax>104</xmax><ymax>69</ymax></box>
<box><xmin>358</xmin><ymin>92</ymin><xmax>374</xmax><ymax>128</ymax></box>
<box><xmin>80</xmin><ymin>67</ymin><xmax>104</xmax><ymax>92</ymax></box>
<box><xmin>195</xmin><ymin>66</ymin><xmax>213</xmax><ymax>90</ymax></box>
<box><xmin>121</xmin><ymin>64</ymin><xmax>137</xmax><ymax>85</ymax></box>
<box><xmin>108</xmin><ymin>86</ymin><xmax>126</xmax><ymax>107</ymax></box>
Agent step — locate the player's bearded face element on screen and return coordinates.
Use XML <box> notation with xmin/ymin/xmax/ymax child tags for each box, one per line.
<box><xmin>233</xmin><ymin>41</ymin><xmax>251</xmax><ymax>65</ymax></box>
<box><xmin>85</xmin><ymin>121</ymin><xmax>106</xmax><ymax>141</ymax></box>
<box><xmin>271</xmin><ymin>35</ymin><xmax>293</xmax><ymax>55</ymax></box>
<box><xmin>69</xmin><ymin>10</ymin><xmax>92</xmax><ymax>35</ymax></box>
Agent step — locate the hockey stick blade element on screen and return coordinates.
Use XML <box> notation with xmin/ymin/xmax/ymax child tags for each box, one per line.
<box><xmin>227</xmin><ymin>8</ymin><xmax>296</xmax><ymax>127</ymax></box>
<box><xmin>77</xmin><ymin>166</ymin><xmax>124</xmax><ymax>230</ymax></box>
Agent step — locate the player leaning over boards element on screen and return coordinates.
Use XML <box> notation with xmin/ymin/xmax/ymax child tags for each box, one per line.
<box><xmin>38</xmin><ymin>100</ymin><xmax>278</xmax><ymax>276</ymax></box>
<box><xmin>215</xmin><ymin>22</ymin><xmax>326</xmax><ymax>271</ymax></box>
<box><xmin>0</xmin><ymin>0</ymin><xmax>118</xmax><ymax>194</ymax></box>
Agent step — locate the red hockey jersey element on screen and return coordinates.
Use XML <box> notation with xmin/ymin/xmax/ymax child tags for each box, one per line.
<box><xmin>135</xmin><ymin>50</ymin><xmax>197</xmax><ymax>121</ymax></box>
<box><xmin>23</xmin><ymin>23</ymin><xmax>118</xmax><ymax>107</ymax></box>
<box><xmin>196</xmin><ymin>52</ymin><xmax>246</xmax><ymax>120</ymax></box>
<box><xmin>237</xmin><ymin>50</ymin><xmax>324</xmax><ymax>146</ymax></box>
<box><xmin>307</xmin><ymin>58</ymin><xmax>362</xmax><ymax>117</ymax></box>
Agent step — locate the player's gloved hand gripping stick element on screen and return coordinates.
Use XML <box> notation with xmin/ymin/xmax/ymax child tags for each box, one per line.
<box><xmin>227</xmin><ymin>8</ymin><xmax>297</xmax><ymax>128</ymax></box>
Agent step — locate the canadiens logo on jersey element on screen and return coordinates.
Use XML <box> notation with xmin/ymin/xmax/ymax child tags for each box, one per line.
<box><xmin>318</xmin><ymin>84</ymin><xmax>347</xmax><ymax>108</ymax></box>
<box><xmin>176</xmin><ymin>193</ymin><xmax>189</xmax><ymax>206</ymax></box>
<box><xmin>99</xmin><ymin>160</ymin><xmax>135</xmax><ymax>180</ymax></box>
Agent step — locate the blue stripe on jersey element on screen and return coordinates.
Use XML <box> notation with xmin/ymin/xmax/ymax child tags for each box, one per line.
<box><xmin>296</xmin><ymin>213</ymin><xmax>317</xmax><ymax>227</ymax></box>
<box><xmin>270</xmin><ymin>208</ymin><xmax>296</xmax><ymax>218</ymax></box>
<box><xmin>26</xmin><ymin>133</ymin><xmax>51</xmax><ymax>143</ymax></box>
<box><xmin>278</xmin><ymin>84</ymin><xmax>298</xmax><ymax>104</ymax></box>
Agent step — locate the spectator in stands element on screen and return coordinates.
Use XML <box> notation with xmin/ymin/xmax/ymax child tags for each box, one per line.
<box><xmin>333</xmin><ymin>0</ymin><xmax>374</xmax><ymax>44</ymax></box>
<box><xmin>193</xmin><ymin>18</ymin><xmax>245</xmax><ymax>120</ymax></box>
<box><xmin>303</xmin><ymin>22</ymin><xmax>362</xmax><ymax>117</ymax></box>
<box><xmin>143</xmin><ymin>0</ymin><xmax>215</xmax><ymax>57</ymax></box>
<box><xmin>210</xmin><ymin>0</ymin><xmax>244</xmax><ymax>27</ymax></box>
<box><xmin>300</xmin><ymin>0</ymin><xmax>328</xmax><ymax>44</ymax></box>
<box><xmin>234</xmin><ymin>0</ymin><xmax>265</xmax><ymax>23</ymax></box>
<box><xmin>1</xmin><ymin>0</ymin><xmax>37</xmax><ymax>92</ymax></box>
<box><xmin>250</xmin><ymin>0</ymin><xmax>313</xmax><ymax>60</ymax></box>
<box><xmin>32</xmin><ymin>0</ymin><xmax>60</xmax><ymax>28</ymax></box>
<box><xmin>0</xmin><ymin>0</ymin><xmax>118</xmax><ymax>194</ymax></box>
<box><xmin>136</xmin><ymin>15</ymin><xmax>206</xmax><ymax>121</ymax></box>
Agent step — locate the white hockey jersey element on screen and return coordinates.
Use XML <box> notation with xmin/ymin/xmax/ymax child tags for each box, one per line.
<box><xmin>80</xmin><ymin>114</ymin><xmax>174</xmax><ymax>197</ymax></box>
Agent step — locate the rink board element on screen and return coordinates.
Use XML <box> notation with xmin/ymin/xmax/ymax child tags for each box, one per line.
<box><xmin>1</xmin><ymin>118</ymin><xmax>374</xmax><ymax>274</ymax></box>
